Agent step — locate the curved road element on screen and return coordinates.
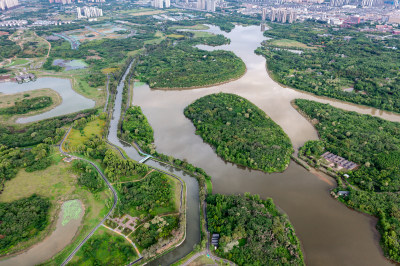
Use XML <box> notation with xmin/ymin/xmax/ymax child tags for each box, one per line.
<box><xmin>59</xmin><ymin>127</ymin><xmax>118</xmax><ymax>266</ymax></box>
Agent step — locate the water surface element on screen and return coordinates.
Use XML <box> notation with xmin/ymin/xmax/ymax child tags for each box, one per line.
<box><xmin>0</xmin><ymin>77</ymin><xmax>95</xmax><ymax>123</ymax></box>
<box><xmin>133</xmin><ymin>25</ymin><xmax>399</xmax><ymax>266</ymax></box>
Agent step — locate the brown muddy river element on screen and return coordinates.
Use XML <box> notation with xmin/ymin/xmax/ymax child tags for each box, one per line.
<box><xmin>133</xmin><ymin>25</ymin><xmax>399</xmax><ymax>265</ymax></box>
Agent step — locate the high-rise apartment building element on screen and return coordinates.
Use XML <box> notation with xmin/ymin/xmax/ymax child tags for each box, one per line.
<box><xmin>0</xmin><ymin>0</ymin><xmax>19</xmax><ymax>11</ymax></box>
<box><xmin>197</xmin><ymin>0</ymin><xmax>215</xmax><ymax>11</ymax></box>
<box><xmin>262</xmin><ymin>7</ymin><xmax>267</xmax><ymax>21</ymax></box>
<box><xmin>77</xmin><ymin>6</ymin><xmax>103</xmax><ymax>18</ymax></box>
<box><xmin>270</xmin><ymin>8</ymin><xmax>296</xmax><ymax>23</ymax></box>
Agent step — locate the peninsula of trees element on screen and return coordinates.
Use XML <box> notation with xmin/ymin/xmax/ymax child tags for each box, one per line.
<box><xmin>207</xmin><ymin>193</ymin><xmax>304</xmax><ymax>265</ymax></box>
<box><xmin>257</xmin><ymin>22</ymin><xmax>400</xmax><ymax>113</ymax></box>
<box><xmin>135</xmin><ymin>41</ymin><xmax>246</xmax><ymax>89</ymax></box>
<box><xmin>184</xmin><ymin>93</ymin><xmax>293</xmax><ymax>172</ymax></box>
<box><xmin>295</xmin><ymin>99</ymin><xmax>400</xmax><ymax>262</ymax></box>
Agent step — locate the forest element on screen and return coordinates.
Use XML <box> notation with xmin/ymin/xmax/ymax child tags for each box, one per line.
<box><xmin>295</xmin><ymin>99</ymin><xmax>400</xmax><ymax>262</ymax></box>
<box><xmin>0</xmin><ymin>35</ymin><xmax>21</xmax><ymax>61</ymax></box>
<box><xmin>122</xmin><ymin>106</ymin><xmax>154</xmax><ymax>150</ymax></box>
<box><xmin>117</xmin><ymin>171</ymin><xmax>176</xmax><ymax>218</ymax></box>
<box><xmin>206</xmin><ymin>194</ymin><xmax>304</xmax><ymax>265</ymax></box>
<box><xmin>0</xmin><ymin>108</ymin><xmax>96</xmax><ymax>148</ymax></box>
<box><xmin>135</xmin><ymin>41</ymin><xmax>246</xmax><ymax>89</ymax></box>
<box><xmin>184</xmin><ymin>93</ymin><xmax>293</xmax><ymax>172</ymax></box>
<box><xmin>0</xmin><ymin>195</ymin><xmax>50</xmax><ymax>256</ymax></box>
<box><xmin>73</xmin><ymin>160</ymin><xmax>105</xmax><ymax>193</ymax></box>
<box><xmin>0</xmin><ymin>96</ymin><xmax>52</xmax><ymax>115</ymax></box>
<box><xmin>257</xmin><ymin>22</ymin><xmax>400</xmax><ymax>113</ymax></box>
<box><xmin>133</xmin><ymin>215</ymin><xmax>179</xmax><ymax>249</ymax></box>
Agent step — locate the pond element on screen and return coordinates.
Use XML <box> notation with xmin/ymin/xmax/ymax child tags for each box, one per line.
<box><xmin>0</xmin><ymin>77</ymin><xmax>95</xmax><ymax>123</ymax></box>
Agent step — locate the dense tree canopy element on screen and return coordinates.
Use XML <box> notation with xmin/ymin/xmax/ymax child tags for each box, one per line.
<box><xmin>295</xmin><ymin>99</ymin><xmax>400</xmax><ymax>262</ymax></box>
<box><xmin>135</xmin><ymin>41</ymin><xmax>245</xmax><ymax>89</ymax></box>
<box><xmin>0</xmin><ymin>195</ymin><xmax>50</xmax><ymax>255</ymax></box>
<box><xmin>257</xmin><ymin>22</ymin><xmax>400</xmax><ymax>113</ymax></box>
<box><xmin>185</xmin><ymin>93</ymin><xmax>293</xmax><ymax>172</ymax></box>
<box><xmin>122</xmin><ymin>106</ymin><xmax>154</xmax><ymax>149</ymax></box>
<box><xmin>207</xmin><ymin>194</ymin><xmax>304</xmax><ymax>265</ymax></box>
<box><xmin>0</xmin><ymin>97</ymin><xmax>52</xmax><ymax>115</ymax></box>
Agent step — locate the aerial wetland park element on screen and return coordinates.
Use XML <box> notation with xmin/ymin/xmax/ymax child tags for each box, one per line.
<box><xmin>0</xmin><ymin>1</ymin><xmax>400</xmax><ymax>266</ymax></box>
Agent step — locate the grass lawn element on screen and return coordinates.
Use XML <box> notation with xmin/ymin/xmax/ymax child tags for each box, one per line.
<box><xmin>169</xmin><ymin>24</ymin><xmax>209</xmax><ymax>30</ymax></box>
<box><xmin>190</xmin><ymin>255</ymin><xmax>216</xmax><ymax>265</ymax></box>
<box><xmin>0</xmin><ymin>88</ymin><xmax>62</xmax><ymax>125</ymax></box>
<box><xmin>205</xmin><ymin>179</ymin><xmax>213</xmax><ymax>194</ymax></box>
<box><xmin>188</xmin><ymin>31</ymin><xmax>215</xmax><ymax>38</ymax></box>
<box><xmin>268</xmin><ymin>39</ymin><xmax>316</xmax><ymax>49</ymax></box>
<box><xmin>130</xmin><ymin>10</ymin><xmax>166</xmax><ymax>16</ymax></box>
<box><xmin>167</xmin><ymin>34</ymin><xmax>185</xmax><ymax>39</ymax></box>
<box><xmin>64</xmin><ymin>117</ymin><xmax>105</xmax><ymax>151</ymax></box>
<box><xmin>69</xmin><ymin>226</ymin><xmax>137</xmax><ymax>265</ymax></box>
<box><xmin>5</xmin><ymin>58</ymin><xmax>29</xmax><ymax>67</ymax></box>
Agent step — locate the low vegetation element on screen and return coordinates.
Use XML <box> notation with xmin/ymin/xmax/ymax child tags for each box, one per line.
<box><xmin>207</xmin><ymin>193</ymin><xmax>304</xmax><ymax>265</ymax></box>
<box><xmin>184</xmin><ymin>93</ymin><xmax>293</xmax><ymax>172</ymax></box>
<box><xmin>295</xmin><ymin>99</ymin><xmax>400</xmax><ymax>263</ymax></box>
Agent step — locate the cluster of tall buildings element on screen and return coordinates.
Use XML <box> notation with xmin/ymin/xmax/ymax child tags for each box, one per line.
<box><xmin>77</xmin><ymin>6</ymin><xmax>103</xmax><ymax>18</ymax></box>
<box><xmin>0</xmin><ymin>0</ymin><xmax>19</xmax><ymax>11</ymax></box>
<box><xmin>49</xmin><ymin>0</ymin><xmax>105</xmax><ymax>4</ymax></box>
<box><xmin>152</xmin><ymin>0</ymin><xmax>170</xmax><ymax>8</ymax></box>
<box><xmin>270</xmin><ymin>8</ymin><xmax>297</xmax><ymax>23</ymax></box>
<box><xmin>197</xmin><ymin>0</ymin><xmax>216</xmax><ymax>11</ymax></box>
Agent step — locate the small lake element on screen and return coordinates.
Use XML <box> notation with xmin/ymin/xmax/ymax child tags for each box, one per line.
<box><xmin>0</xmin><ymin>200</ymin><xmax>84</xmax><ymax>266</ymax></box>
<box><xmin>52</xmin><ymin>59</ymin><xmax>88</xmax><ymax>71</ymax></box>
<box><xmin>0</xmin><ymin>77</ymin><xmax>95</xmax><ymax>123</ymax></box>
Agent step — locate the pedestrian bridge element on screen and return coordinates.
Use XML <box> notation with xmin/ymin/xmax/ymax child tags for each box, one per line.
<box><xmin>139</xmin><ymin>155</ymin><xmax>152</xmax><ymax>163</ymax></box>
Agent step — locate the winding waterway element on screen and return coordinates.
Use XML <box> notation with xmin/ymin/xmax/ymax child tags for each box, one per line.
<box><xmin>106</xmin><ymin>63</ymin><xmax>200</xmax><ymax>265</ymax></box>
<box><xmin>0</xmin><ymin>77</ymin><xmax>94</xmax><ymax>123</ymax></box>
<box><xmin>132</xmin><ymin>25</ymin><xmax>400</xmax><ymax>265</ymax></box>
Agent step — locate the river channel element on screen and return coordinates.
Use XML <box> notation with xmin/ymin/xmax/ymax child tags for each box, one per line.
<box><xmin>106</xmin><ymin>63</ymin><xmax>200</xmax><ymax>265</ymax></box>
<box><xmin>131</xmin><ymin>25</ymin><xmax>400</xmax><ymax>266</ymax></box>
<box><xmin>0</xmin><ymin>77</ymin><xmax>94</xmax><ymax>123</ymax></box>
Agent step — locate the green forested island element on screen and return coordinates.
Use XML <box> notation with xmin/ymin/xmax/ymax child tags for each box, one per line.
<box><xmin>257</xmin><ymin>22</ymin><xmax>400</xmax><ymax>113</ymax></box>
<box><xmin>207</xmin><ymin>194</ymin><xmax>304</xmax><ymax>265</ymax></box>
<box><xmin>184</xmin><ymin>93</ymin><xmax>293</xmax><ymax>172</ymax></box>
<box><xmin>295</xmin><ymin>99</ymin><xmax>400</xmax><ymax>262</ymax></box>
<box><xmin>135</xmin><ymin>42</ymin><xmax>246</xmax><ymax>89</ymax></box>
<box><xmin>122</xmin><ymin>106</ymin><xmax>154</xmax><ymax>150</ymax></box>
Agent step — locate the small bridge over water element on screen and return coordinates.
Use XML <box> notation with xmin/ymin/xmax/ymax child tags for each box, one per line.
<box><xmin>139</xmin><ymin>155</ymin><xmax>152</xmax><ymax>163</ymax></box>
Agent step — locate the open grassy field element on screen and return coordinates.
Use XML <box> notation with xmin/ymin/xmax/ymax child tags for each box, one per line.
<box><xmin>169</xmin><ymin>24</ymin><xmax>209</xmax><ymax>30</ymax></box>
<box><xmin>188</xmin><ymin>31</ymin><xmax>215</xmax><ymax>38</ymax></box>
<box><xmin>5</xmin><ymin>58</ymin><xmax>29</xmax><ymax>67</ymax></box>
<box><xmin>0</xmin><ymin>150</ymin><xmax>109</xmax><ymax>258</ymax></box>
<box><xmin>69</xmin><ymin>226</ymin><xmax>137</xmax><ymax>265</ymax></box>
<box><xmin>64</xmin><ymin>117</ymin><xmax>105</xmax><ymax>151</ymax></box>
<box><xmin>268</xmin><ymin>39</ymin><xmax>316</xmax><ymax>49</ymax></box>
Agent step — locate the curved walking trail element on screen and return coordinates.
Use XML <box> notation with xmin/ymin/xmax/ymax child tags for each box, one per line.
<box><xmin>59</xmin><ymin>128</ymin><xmax>118</xmax><ymax>266</ymax></box>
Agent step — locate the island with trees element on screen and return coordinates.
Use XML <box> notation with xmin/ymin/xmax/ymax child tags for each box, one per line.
<box><xmin>256</xmin><ymin>22</ymin><xmax>400</xmax><ymax>113</ymax></box>
<box><xmin>294</xmin><ymin>99</ymin><xmax>400</xmax><ymax>263</ymax></box>
<box><xmin>184</xmin><ymin>93</ymin><xmax>293</xmax><ymax>172</ymax></box>
<box><xmin>207</xmin><ymin>193</ymin><xmax>304</xmax><ymax>265</ymax></box>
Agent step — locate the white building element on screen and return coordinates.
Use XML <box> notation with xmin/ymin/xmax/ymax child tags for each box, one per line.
<box><xmin>0</xmin><ymin>0</ymin><xmax>19</xmax><ymax>11</ymax></box>
<box><xmin>77</xmin><ymin>6</ymin><xmax>103</xmax><ymax>19</ymax></box>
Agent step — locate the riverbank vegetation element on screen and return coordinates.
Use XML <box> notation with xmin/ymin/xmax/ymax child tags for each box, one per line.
<box><xmin>295</xmin><ymin>99</ymin><xmax>400</xmax><ymax>263</ymax></box>
<box><xmin>257</xmin><ymin>22</ymin><xmax>400</xmax><ymax>113</ymax></box>
<box><xmin>0</xmin><ymin>96</ymin><xmax>52</xmax><ymax>115</ymax></box>
<box><xmin>70</xmin><ymin>227</ymin><xmax>138</xmax><ymax>265</ymax></box>
<box><xmin>207</xmin><ymin>193</ymin><xmax>304</xmax><ymax>265</ymax></box>
<box><xmin>134</xmin><ymin>40</ymin><xmax>245</xmax><ymax>89</ymax></box>
<box><xmin>122</xmin><ymin>106</ymin><xmax>154</xmax><ymax>150</ymax></box>
<box><xmin>184</xmin><ymin>93</ymin><xmax>293</xmax><ymax>172</ymax></box>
